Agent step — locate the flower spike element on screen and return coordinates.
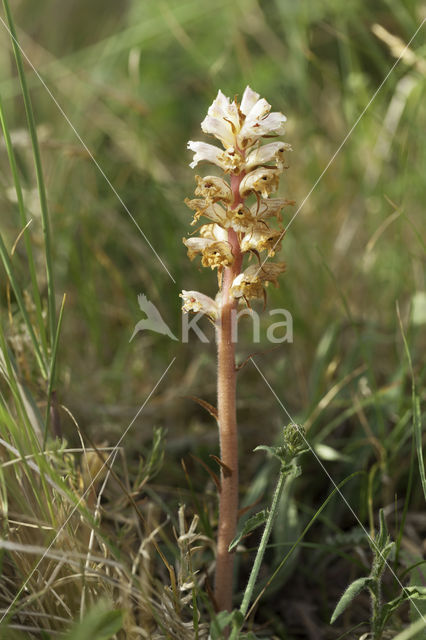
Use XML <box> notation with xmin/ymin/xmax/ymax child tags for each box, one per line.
<box><xmin>181</xmin><ymin>86</ymin><xmax>292</xmax><ymax>614</ymax></box>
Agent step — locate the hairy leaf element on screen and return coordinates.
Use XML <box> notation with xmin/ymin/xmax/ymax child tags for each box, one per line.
<box><xmin>331</xmin><ymin>576</ymin><xmax>372</xmax><ymax>624</ymax></box>
<box><xmin>229</xmin><ymin>510</ymin><xmax>269</xmax><ymax>551</ymax></box>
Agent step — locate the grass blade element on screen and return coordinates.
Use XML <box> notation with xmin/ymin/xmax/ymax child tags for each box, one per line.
<box><xmin>397</xmin><ymin>303</ymin><xmax>425</xmax><ymax>502</ymax></box>
<box><xmin>43</xmin><ymin>294</ymin><xmax>66</xmax><ymax>448</ymax></box>
<box><xmin>413</xmin><ymin>395</ymin><xmax>426</xmax><ymax>502</ymax></box>
<box><xmin>0</xmin><ymin>93</ymin><xmax>47</xmax><ymax>357</ymax></box>
<box><xmin>0</xmin><ymin>234</ymin><xmax>47</xmax><ymax>378</ymax></box>
<box><xmin>2</xmin><ymin>0</ymin><xmax>56</xmax><ymax>345</ymax></box>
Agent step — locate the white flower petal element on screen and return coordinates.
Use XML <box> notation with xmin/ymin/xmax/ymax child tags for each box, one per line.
<box><xmin>212</xmin><ymin>224</ymin><xmax>228</xmax><ymax>241</ymax></box>
<box><xmin>230</xmin><ymin>273</ymin><xmax>248</xmax><ymax>299</ymax></box>
<box><xmin>200</xmin><ymin>115</ymin><xmax>235</xmax><ymax>148</ymax></box>
<box><xmin>187</xmin><ymin>141</ymin><xmax>224</xmax><ymax>169</ymax></box>
<box><xmin>207</xmin><ymin>90</ymin><xmax>240</xmax><ymax>132</ymax></box>
<box><xmin>187</xmin><ymin>140</ymin><xmax>243</xmax><ymax>172</ymax></box>
<box><xmin>261</xmin><ymin>111</ymin><xmax>287</xmax><ymax>135</ymax></box>
<box><xmin>245</xmin><ymin>142</ymin><xmax>292</xmax><ymax>171</ymax></box>
<box><xmin>207</xmin><ymin>89</ymin><xmax>231</xmax><ymax>118</ymax></box>
<box><xmin>240</xmin><ymin>86</ymin><xmax>261</xmax><ymax>116</ymax></box>
<box><xmin>245</xmin><ymin>97</ymin><xmax>271</xmax><ymax>122</ymax></box>
<box><xmin>239</xmin><ymin>100</ymin><xmax>287</xmax><ymax>146</ymax></box>
<box><xmin>182</xmin><ymin>236</ymin><xmax>213</xmax><ymax>259</ymax></box>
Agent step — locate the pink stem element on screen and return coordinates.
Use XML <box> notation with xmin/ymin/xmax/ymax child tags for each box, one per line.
<box><xmin>214</xmin><ymin>173</ymin><xmax>244</xmax><ymax>613</ymax></box>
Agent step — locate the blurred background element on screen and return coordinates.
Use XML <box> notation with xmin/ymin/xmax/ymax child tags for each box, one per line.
<box><xmin>0</xmin><ymin>0</ymin><xmax>425</xmax><ymax>636</ymax></box>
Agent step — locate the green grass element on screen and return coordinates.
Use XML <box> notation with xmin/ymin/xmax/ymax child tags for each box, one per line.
<box><xmin>0</xmin><ymin>0</ymin><xmax>424</xmax><ymax>637</ymax></box>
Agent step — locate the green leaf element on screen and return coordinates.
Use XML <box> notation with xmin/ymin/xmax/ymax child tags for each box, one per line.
<box><xmin>377</xmin><ymin>508</ymin><xmax>389</xmax><ymax>549</ymax></box>
<box><xmin>409</xmin><ymin>560</ymin><xmax>426</xmax><ymax>637</ymax></box>
<box><xmin>229</xmin><ymin>510</ymin><xmax>269</xmax><ymax>551</ymax></box>
<box><xmin>63</xmin><ymin>603</ymin><xmax>123</xmax><ymax>640</ymax></box>
<box><xmin>254</xmin><ymin>444</ymin><xmax>282</xmax><ymax>459</ymax></box>
<box><xmin>374</xmin><ymin>540</ymin><xmax>395</xmax><ymax>575</ymax></box>
<box><xmin>209</xmin><ymin>611</ymin><xmax>235</xmax><ymax>639</ymax></box>
<box><xmin>330</xmin><ymin>576</ymin><xmax>372</xmax><ymax>624</ymax></box>
<box><xmin>405</xmin><ymin>586</ymin><xmax>426</xmax><ymax>600</ymax></box>
<box><xmin>380</xmin><ymin>586</ymin><xmax>426</xmax><ymax>627</ymax></box>
<box><xmin>231</xmin><ymin>611</ymin><xmax>244</xmax><ymax>628</ymax></box>
<box><xmin>382</xmin><ymin>592</ymin><xmax>406</xmax><ymax>624</ymax></box>
<box><xmin>391</xmin><ymin>618</ymin><xmax>426</xmax><ymax>640</ymax></box>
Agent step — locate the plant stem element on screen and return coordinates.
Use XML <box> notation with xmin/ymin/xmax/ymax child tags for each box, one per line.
<box><xmin>371</xmin><ymin>575</ymin><xmax>383</xmax><ymax>640</ymax></box>
<box><xmin>240</xmin><ymin>470</ymin><xmax>286</xmax><ymax>619</ymax></box>
<box><xmin>214</xmin><ymin>174</ymin><xmax>243</xmax><ymax>613</ymax></box>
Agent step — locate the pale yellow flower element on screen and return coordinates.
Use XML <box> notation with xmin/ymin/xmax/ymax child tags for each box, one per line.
<box><xmin>239</xmin><ymin>167</ymin><xmax>281</xmax><ymax>199</ymax></box>
<box><xmin>185</xmin><ymin>198</ymin><xmax>228</xmax><ymax>227</ymax></box>
<box><xmin>227</xmin><ymin>204</ymin><xmax>256</xmax><ymax>232</ymax></box>
<box><xmin>230</xmin><ymin>272</ymin><xmax>264</xmax><ymax>300</ymax></box>
<box><xmin>194</xmin><ymin>175</ymin><xmax>233</xmax><ymax>204</ymax></box>
<box><xmin>182</xmin><ymin>236</ymin><xmax>234</xmax><ymax>269</ymax></box>
<box><xmin>198</xmin><ymin>223</ymin><xmax>228</xmax><ymax>241</ymax></box>
<box><xmin>180</xmin><ymin>290</ymin><xmax>218</xmax><ymax>320</ymax></box>
<box><xmin>230</xmin><ymin>262</ymin><xmax>286</xmax><ymax>300</ymax></box>
<box><xmin>250</xmin><ymin>198</ymin><xmax>294</xmax><ymax>223</ymax></box>
<box><xmin>240</xmin><ymin>227</ymin><xmax>284</xmax><ymax>256</ymax></box>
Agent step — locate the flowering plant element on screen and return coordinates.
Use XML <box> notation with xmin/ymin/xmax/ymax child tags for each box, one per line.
<box><xmin>181</xmin><ymin>86</ymin><xmax>292</xmax><ymax>613</ymax></box>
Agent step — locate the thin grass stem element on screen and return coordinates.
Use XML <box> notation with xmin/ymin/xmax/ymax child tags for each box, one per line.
<box><xmin>0</xmin><ymin>93</ymin><xmax>48</xmax><ymax>357</ymax></box>
<box><xmin>43</xmin><ymin>294</ymin><xmax>66</xmax><ymax>448</ymax></box>
<box><xmin>236</xmin><ymin>468</ymin><xmax>287</xmax><ymax>628</ymax></box>
<box><xmin>0</xmin><ymin>234</ymin><xmax>47</xmax><ymax>378</ymax></box>
<box><xmin>2</xmin><ymin>0</ymin><xmax>56</xmax><ymax>346</ymax></box>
